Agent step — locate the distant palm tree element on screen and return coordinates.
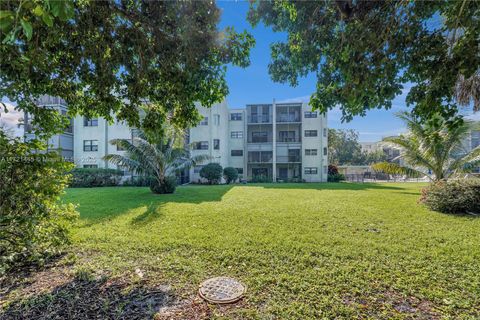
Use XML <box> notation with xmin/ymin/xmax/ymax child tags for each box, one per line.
<box><xmin>103</xmin><ymin>126</ymin><xmax>210</xmax><ymax>194</ymax></box>
<box><xmin>372</xmin><ymin>112</ymin><xmax>480</xmax><ymax>181</ymax></box>
<box><xmin>455</xmin><ymin>70</ymin><xmax>480</xmax><ymax>112</ymax></box>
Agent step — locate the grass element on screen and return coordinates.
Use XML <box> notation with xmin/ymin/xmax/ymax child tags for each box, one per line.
<box><xmin>3</xmin><ymin>183</ymin><xmax>480</xmax><ymax>319</ymax></box>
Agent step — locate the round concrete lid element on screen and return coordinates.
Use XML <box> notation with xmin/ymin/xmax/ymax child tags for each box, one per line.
<box><xmin>198</xmin><ymin>276</ymin><xmax>246</xmax><ymax>304</ymax></box>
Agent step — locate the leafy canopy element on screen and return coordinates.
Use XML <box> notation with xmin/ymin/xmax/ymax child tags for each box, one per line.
<box><xmin>0</xmin><ymin>0</ymin><xmax>255</xmax><ymax>137</ymax></box>
<box><xmin>249</xmin><ymin>0</ymin><xmax>479</xmax><ymax>121</ymax></box>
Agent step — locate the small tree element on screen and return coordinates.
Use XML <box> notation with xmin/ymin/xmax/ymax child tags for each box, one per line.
<box><xmin>0</xmin><ymin>132</ymin><xmax>78</xmax><ymax>274</ymax></box>
<box><xmin>200</xmin><ymin>163</ymin><xmax>223</xmax><ymax>184</ymax></box>
<box><xmin>223</xmin><ymin>167</ymin><xmax>239</xmax><ymax>184</ymax></box>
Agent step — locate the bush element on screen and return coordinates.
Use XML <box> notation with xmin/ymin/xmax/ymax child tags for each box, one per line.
<box><xmin>70</xmin><ymin>168</ymin><xmax>123</xmax><ymax>187</ymax></box>
<box><xmin>420</xmin><ymin>179</ymin><xmax>480</xmax><ymax>214</ymax></box>
<box><xmin>328</xmin><ymin>173</ymin><xmax>345</xmax><ymax>182</ymax></box>
<box><xmin>122</xmin><ymin>175</ymin><xmax>152</xmax><ymax>187</ymax></box>
<box><xmin>149</xmin><ymin>176</ymin><xmax>177</xmax><ymax>194</ymax></box>
<box><xmin>200</xmin><ymin>163</ymin><xmax>223</xmax><ymax>184</ymax></box>
<box><xmin>223</xmin><ymin>167</ymin><xmax>238</xmax><ymax>184</ymax></box>
<box><xmin>250</xmin><ymin>175</ymin><xmax>273</xmax><ymax>183</ymax></box>
<box><xmin>328</xmin><ymin>164</ymin><xmax>339</xmax><ymax>175</ymax></box>
<box><xmin>0</xmin><ymin>133</ymin><xmax>78</xmax><ymax>274</ymax></box>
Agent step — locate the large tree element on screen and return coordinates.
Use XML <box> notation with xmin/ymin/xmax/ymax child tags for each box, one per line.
<box><xmin>0</xmin><ymin>0</ymin><xmax>254</xmax><ymax>137</ymax></box>
<box><xmin>249</xmin><ymin>1</ymin><xmax>479</xmax><ymax>122</ymax></box>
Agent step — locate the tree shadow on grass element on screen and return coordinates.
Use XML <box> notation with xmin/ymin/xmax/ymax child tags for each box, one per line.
<box><xmin>1</xmin><ymin>276</ymin><xmax>174</xmax><ymax>320</ymax></box>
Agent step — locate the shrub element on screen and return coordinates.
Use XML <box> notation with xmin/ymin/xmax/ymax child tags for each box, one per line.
<box><xmin>149</xmin><ymin>176</ymin><xmax>177</xmax><ymax>194</ymax></box>
<box><xmin>223</xmin><ymin>167</ymin><xmax>238</xmax><ymax>184</ymax></box>
<box><xmin>420</xmin><ymin>179</ymin><xmax>480</xmax><ymax>214</ymax></box>
<box><xmin>328</xmin><ymin>173</ymin><xmax>345</xmax><ymax>182</ymax></box>
<box><xmin>70</xmin><ymin>168</ymin><xmax>123</xmax><ymax>187</ymax></box>
<box><xmin>122</xmin><ymin>175</ymin><xmax>152</xmax><ymax>187</ymax></box>
<box><xmin>328</xmin><ymin>164</ymin><xmax>339</xmax><ymax>175</ymax></box>
<box><xmin>250</xmin><ymin>175</ymin><xmax>273</xmax><ymax>183</ymax></box>
<box><xmin>200</xmin><ymin>163</ymin><xmax>223</xmax><ymax>184</ymax></box>
<box><xmin>0</xmin><ymin>133</ymin><xmax>78</xmax><ymax>274</ymax></box>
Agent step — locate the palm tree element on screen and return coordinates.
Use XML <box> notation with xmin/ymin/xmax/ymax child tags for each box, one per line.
<box><xmin>372</xmin><ymin>112</ymin><xmax>480</xmax><ymax>181</ymax></box>
<box><xmin>455</xmin><ymin>70</ymin><xmax>480</xmax><ymax>112</ymax></box>
<box><xmin>103</xmin><ymin>126</ymin><xmax>210</xmax><ymax>194</ymax></box>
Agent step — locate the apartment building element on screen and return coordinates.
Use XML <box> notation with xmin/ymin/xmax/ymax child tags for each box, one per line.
<box><xmin>189</xmin><ymin>100</ymin><xmax>328</xmax><ymax>182</ymax></box>
<box><xmin>24</xmin><ymin>95</ymin><xmax>74</xmax><ymax>159</ymax></box>
<box><xmin>66</xmin><ymin>100</ymin><xmax>328</xmax><ymax>182</ymax></box>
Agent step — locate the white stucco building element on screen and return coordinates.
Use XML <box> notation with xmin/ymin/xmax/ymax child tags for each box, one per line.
<box><xmin>71</xmin><ymin>100</ymin><xmax>328</xmax><ymax>182</ymax></box>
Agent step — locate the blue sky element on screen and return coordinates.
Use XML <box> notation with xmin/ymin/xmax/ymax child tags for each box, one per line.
<box><xmin>218</xmin><ymin>1</ymin><xmax>410</xmax><ymax>142</ymax></box>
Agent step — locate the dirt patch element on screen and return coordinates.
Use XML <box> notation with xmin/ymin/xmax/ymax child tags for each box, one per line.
<box><xmin>343</xmin><ymin>289</ymin><xmax>441</xmax><ymax>319</ymax></box>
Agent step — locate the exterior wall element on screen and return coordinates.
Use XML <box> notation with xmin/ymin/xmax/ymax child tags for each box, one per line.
<box><xmin>25</xmin><ymin>96</ymin><xmax>74</xmax><ymax>160</ymax></box>
<box><xmin>300</xmin><ymin>102</ymin><xmax>328</xmax><ymax>182</ymax></box>
<box><xmin>73</xmin><ymin>116</ymin><xmax>131</xmax><ymax>170</ymax></box>
<box><xmin>227</xmin><ymin>108</ymin><xmax>247</xmax><ymax>179</ymax></box>
<box><xmin>188</xmin><ymin>101</ymin><xmax>230</xmax><ymax>182</ymax></box>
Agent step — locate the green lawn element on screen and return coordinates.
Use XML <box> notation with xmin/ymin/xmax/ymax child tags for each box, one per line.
<box><xmin>4</xmin><ymin>183</ymin><xmax>480</xmax><ymax>319</ymax></box>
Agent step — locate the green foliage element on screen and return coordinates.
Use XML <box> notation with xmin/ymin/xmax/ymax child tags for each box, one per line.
<box><xmin>0</xmin><ymin>0</ymin><xmax>254</xmax><ymax>138</ymax></box>
<box><xmin>249</xmin><ymin>1</ymin><xmax>480</xmax><ymax>121</ymax></box>
<box><xmin>70</xmin><ymin>168</ymin><xmax>123</xmax><ymax>188</ymax></box>
<box><xmin>103</xmin><ymin>127</ymin><xmax>209</xmax><ymax>194</ymax></box>
<box><xmin>122</xmin><ymin>175</ymin><xmax>152</xmax><ymax>187</ymax></box>
<box><xmin>0</xmin><ymin>131</ymin><xmax>78</xmax><ymax>274</ymax></box>
<box><xmin>200</xmin><ymin>163</ymin><xmax>223</xmax><ymax>184</ymax></box>
<box><xmin>421</xmin><ymin>179</ymin><xmax>480</xmax><ymax>214</ymax></box>
<box><xmin>250</xmin><ymin>175</ymin><xmax>273</xmax><ymax>183</ymax></box>
<box><xmin>223</xmin><ymin>167</ymin><xmax>239</xmax><ymax>184</ymax></box>
<box><xmin>149</xmin><ymin>175</ymin><xmax>177</xmax><ymax>194</ymax></box>
<box><xmin>328</xmin><ymin>129</ymin><xmax>363</xmax><ymax>165</ymax></box>
<box><xmin>328</xmin><ymin>173</ymin><xmax>345</xmax><ymax>182</ymax></box>
<box><xmin>374</xmin><ymin>112</ymin><xmax>480</xmax><ymax>181</ymax></box>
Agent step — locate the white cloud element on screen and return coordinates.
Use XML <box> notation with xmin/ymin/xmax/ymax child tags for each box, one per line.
<box><xmin>465</xmin><ymin>112</ymin><xmax>480</xmax><ymax>121</ymax></box>
<box><xmin>0</xmin><ymin>102</ymin><xmax>24</xmax><ymax>137</ymax></box>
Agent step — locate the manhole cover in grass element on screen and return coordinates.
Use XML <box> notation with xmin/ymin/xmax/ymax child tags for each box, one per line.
<box><xmin>198</xmin><ymin>277</ymin><xmax>246</xmax><ymax>304</ymax></box>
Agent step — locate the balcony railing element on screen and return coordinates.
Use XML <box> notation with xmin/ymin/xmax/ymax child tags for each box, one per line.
<box><xmin>248</xmin><ymin>152</ymin><xmax>273</xmax><ymax>163</ymax></box>
<box><xmin>276</xmin><ymin>156</ymin><xmax>301</xmax><ymax>163</ymax></box>
<box><xmin>277</xmin><ymin>137</ymin><xmax>301</xmax><ymax>143</ymax></box>
<box><xmin>248</xmin><ymin>115</ymin><xmax>272</xmax><ymax>124</ymax></box>
<box><xmin>276</xmin><ymin>114</ymin><xmax>301</xmax><ymax>122</ymax></box>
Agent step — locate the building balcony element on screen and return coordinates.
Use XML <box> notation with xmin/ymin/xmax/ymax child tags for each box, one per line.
<box><xmin>276</xmin><ymin>114</ymin><xmax>301</xmax><ymax>123</ymax></box>
<box><xmin>248</xmin><ymin>115</ymin><xmax>272</xmax><ymax>124</ymax></box>
<box><xmin>276</xmin><ymin>156</ymin><xmax>301</xmax><ymax>163</ymax></box>
<box><xmin>276</xmin><ymin>137</ymin><xmax>301</xmax><ymax>143</ymax></box>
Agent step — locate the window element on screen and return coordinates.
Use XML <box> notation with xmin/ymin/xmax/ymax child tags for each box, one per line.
<box><xmin>230</xmin><ymin>113</ymin><xmax>242</xmax><ymax>121</ymax></box>
<box><xmin>305</xmin><ymin>149</ymin><xmax>317</xmax><ymax>156</ymax></box>
<box><xmin>84</xmin><ymin>117</ymin><xmax>98</xmax><ymax>127</ymax></box>
<box><xmin>213</xmin><ymin>114</ymin><xmax>220</xmax><ymax>126</ymax></box>
<box><xmin>214</xmin><ymin>139</ymin><xmax>220</xmax><ymax>150</ymax></box>
<box><xmin>323</xmin><ymin>128</ymin><xmax>327</xmax><ymax>137</ymax></box>
<box><xmin>236</xmin><ymin>168</ymin><xmax>244</xmax><ymax>174</ymax></box>
<box><xmin>304</xmin><ymin>111</ymin><xmax>317</xmax><ymax>118</ymax></box>
<box><xmin>194</xmin><ymin>165</ymin><xmax>204</xmax><ymax>173</ymax></box>
<box><xmin>324</xmin><ymin>166</ymin><xmax>328</xmax><ymax>174</ymax></box>
<box><xmin>323</xmin><ymin>147</ymin><xmax>328</xmax><ymax>156</ymax></box>
<box><xmin>83</xmin><ymin>164</ymin><xmax>98</xmax><ymax>169</ymax></box>
<box><xmin>231</xmin><ymin>150</ymin><xmax>243</xmax><ymax>156</ymax></box>
<box><xmin>231</xmin><ymin>131</ymin><xmax>243</xmax><ymax>139</ymax></box>
<box><xmin>304</xmin><ymin>130</ymin><xmax>318</xmax><ymax>137</ymax></box>
<box><xmin>199</xmin><ymin>117</ymin><xmax>208</xmax><ymax>126</ymax></box>
<box><xmin>83</xmin><ymin>140</ymin><xmax>98</xmax><ymax>152</ymax></box>
<box><xmin>193</xmin><ymin>141</ymin><xmax>208</xmax><ymax>150</ymax></box>
<box><xmin>279</xmin><ymin>131</ymin><xmax>296</xmax><ymax>142</ymax></box>
<box><xmin>304</xmin><ymin>167</ymin><xmax>318</xmax><ymax>174</ymax></box>
<box><xmin>252</xmin><ymin>131</ymin><xmax>268</xmax><ymax>143</ymax></box>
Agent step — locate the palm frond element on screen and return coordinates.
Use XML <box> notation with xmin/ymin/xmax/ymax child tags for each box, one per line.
<box><xmin>371</xmin><ymin>162</ymin><xmax>427</xmax><ymax>179</ymax></box>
